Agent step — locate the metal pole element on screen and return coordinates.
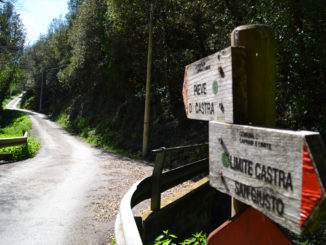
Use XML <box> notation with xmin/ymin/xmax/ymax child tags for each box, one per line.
<box><xmin>142</xmin><ymin>1</ymin><xmax>154</xmax><ymax>157</ymax></box>
<box><xmin>39</xmin><ymin>71</ymin><xmax>44</xmax><ymax>112</ymax></box>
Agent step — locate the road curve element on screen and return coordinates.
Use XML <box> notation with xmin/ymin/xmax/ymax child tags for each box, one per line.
<box><xmin>0</xmin><ymin>96</ymin><xmax>152</xmax><ymax>244</ymax></box>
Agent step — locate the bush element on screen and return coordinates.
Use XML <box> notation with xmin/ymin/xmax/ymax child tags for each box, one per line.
<box><xmin>0</xmin><ymin>137</ymin><xmax>40</xmax><ymax>160</ymax></box>
<box><xmin>0</xmin><ymin>109</ymin><xmax>40</xmax><ymax>161</ymax></box>
<box><xmin>154</xmin><ymin>230</ymin><xmax>207</xmax><ymax>245</ymax></box>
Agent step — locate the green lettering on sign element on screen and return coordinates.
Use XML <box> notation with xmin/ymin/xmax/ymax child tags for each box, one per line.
<box><xmin>213</xmin><ymin>80</ymin><xmax>218</xmax><ymax>95</ymax></box>
<box><xmin>222</xmin><ymin>152</ymin><xmax>230</xmax><ymax>167</ymax></box>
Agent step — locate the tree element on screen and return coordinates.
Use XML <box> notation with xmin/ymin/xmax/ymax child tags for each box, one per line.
<box><xmin>21</xmin><ymin>0</ymin><xmax>326</xmax><ymax>152</ymax></box>
<box><xmin>0</xmin><ymin>1</ymin><xmax>25</xmax><ymax>109</ymax></box>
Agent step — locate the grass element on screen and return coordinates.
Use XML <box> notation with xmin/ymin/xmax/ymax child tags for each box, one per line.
<box><xmin>0</xmin><ymin>100</ymin><xmax>40</xmax><ymax>161</ymax></box>
<box><xmin>2</xmin><ymin>94</ymin><xmax>19</xmax><ymax>110</ymax></box>
<box><xmin>55</xmin><ymin>111</ymin><xmax>142</xmax><ymax>159</ymax></box>
<box><xmin>56</xmin><ymin>112</ymin><xmax>71</xmax><ymax>132</ymax></box>
<box><xmin>20</xmin><ymin>95</ymin><xmax>34</xmax><ymax>109</ymax></box>
<box><xmin>0</xmin><ymin>110</ymin><xmax>31</xmax><ymax>136</ymax></box>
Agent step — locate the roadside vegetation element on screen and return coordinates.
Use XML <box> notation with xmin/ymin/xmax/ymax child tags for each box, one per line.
<box><xmin>2</xmin><ymin>94</ymin><xmax>18</xmax><ymax>109</ymax></box>
<box><xmin>0</xmin><ymin>1</ymin><xmax>37</xmax><ymax>161</ymax></box>
<box><xmin>152</xmin><ymin>227</ymin><xmax>326</xmax><ymax>245</ymax></box>
<box><xmin>1</xmin><ymin>0</ymin><xmax>325</xmax><ymax>242</ymax></box>
<box><xmin>0</xmin><ymin>95</ymin><xmax>40</xmax><ymax>161</ymax></box>
<box><xmin>154</xmin><ymin>230</ymin><xmax>207</xmax><ymax>245</ymax></box>
<box><xmin>287</xmin><ymin>221</ymin><xmax>326</xmax><ymax>245</ymax></box>
<box><xmin>55</xmin><ymin>111</ymin><xmax>141</xmax><ymax>159</ymax></box>
<box><xmin>18</xmin><ymin>0</ymin><xmax>326</xmax><ymax>158</ymax></box>
<box><xmin>0</xmin><ymin>1</ymin><xmax>25</xmax><ymax>110</ymax></box>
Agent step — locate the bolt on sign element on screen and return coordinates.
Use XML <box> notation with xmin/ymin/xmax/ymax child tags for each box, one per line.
<box><xmin>209</xmin><ymin>121</ymin><xmax>326</xmax><ymax>235</ymax></box>
<box><xmin>182</xmin><ymin>47</ymin><xmax>247</xmax><ymax>123</ymax></box>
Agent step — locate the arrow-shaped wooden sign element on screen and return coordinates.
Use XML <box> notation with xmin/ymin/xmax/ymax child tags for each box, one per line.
<box><xmin>209</xmin><ymin>121</ymin><xmax>326</xmax><ymax>235</ymax></box>
<box><xmin>182</xmin><ymin>47</ymin><xmax>247</xmax><ymax>123</ymax></box>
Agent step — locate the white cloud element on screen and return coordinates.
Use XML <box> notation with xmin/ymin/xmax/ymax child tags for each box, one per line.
<box><xmin>17</xmin><ymin>0</ymin><xmax>69</xmax><ymax>45</ymax></box>
<box><xmin>20</xmin><ymin>13</ymin><xmax>40</xmax><ymax>45</ymax></box>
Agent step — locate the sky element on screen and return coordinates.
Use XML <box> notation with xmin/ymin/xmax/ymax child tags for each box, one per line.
<box><xmin>16</xmin><ymin>0</ymin><xmax>69</xmax><ymax>46</ymax></box>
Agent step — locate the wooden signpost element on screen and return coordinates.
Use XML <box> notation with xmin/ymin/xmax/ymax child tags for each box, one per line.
<box><xmin>182</xmin><ymin>24</ymin><xmax>326</xmax><ymax>239</ymax></box>
<box><xmin>209</xmin><ymin>121</ymin><xmax>326</xmax><ymax>234</ymax></box>
<box><xmin>182</xmin><ymin>47</ymin><xmax>247</xmax><ymax>123</ymax></box>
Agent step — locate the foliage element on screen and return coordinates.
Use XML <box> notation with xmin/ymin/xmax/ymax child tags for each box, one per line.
<box><xmin>286</xmin><ymin>219</ymin><xmax>326</xmax><ymax>245</ymax></box>
<box><xmin>0</xmin><ymin>1</ymin><xmax>25</xmax><ymax>109</ymax></box>
<box><xmin>17</xmin><ymin>0</ymin><xmax>326</xmax><ymax>240</ymax></box>
<box><xmin>7</xmin><ymin>0</ymin><xmax>324</xmax><ymax>241</ymax></box>
<box><xmin>0</xmin><ymin>136</ymin><xmax>40</xmax><ymax>160</ymax></box>
<box><xmin>54</xmin><ymin>110</ymin><xmax>142</xmax><ymax>159</ymax></box>
<box><xmin>19</xmin><ymin>94</ymin><xmax>35</xmax><ymax>110</ymax></box>
<box><xmin>2</xmin><ymin>93</ymin><xmax>17</xmax><ymax>109</ymax></box>
<box><xmin>154</xmin><ymin>230</ymin><xmax>207</xmax><ymax>245</ymax></box>
<box><xmin>21</xmin><ymin>0</ymin><xmax>326</xmax><ymax>151</ymax></box>
<box><xmin>0</xmin><ymin>110</ymin><xmax>31</xmax><ymax>135</ymax></box>
<box><xmin>0</xmin><ymin>109</ymin><xmax>40</xmax><ymax>160</ymax></box>
<box><xmin>154</xmin><ymin>230</ymin><xmax>177</xmax><ymax>245</ymax></box>
<box><xmin>180</xmin><ymin>232</ymin><xmax>207</xmax><ymax>245</ymax></box>
<box><xmin>109</xmin><ymin>239</ymin><xmax>116</xmax><ymax>245</ymax></box>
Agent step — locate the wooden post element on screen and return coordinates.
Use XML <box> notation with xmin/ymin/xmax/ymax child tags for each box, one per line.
<box><xmin>151</xmin><ymin>149</ymin><xmax>166</xmax><ymax>211</ymax></box>
<box><xmin>142</xmin><ymin>1</ymin><xmax>154</xmax><ymax>157</ymax></box>
<box><xmin>230</xmin><ymin>24</ymin><xmax>276</xmax><ymax>216</ymax></box>
<box><xmin>231</xmin><ymin>24</ymin><xmax>276</xmax><ymax>127</ymax></box>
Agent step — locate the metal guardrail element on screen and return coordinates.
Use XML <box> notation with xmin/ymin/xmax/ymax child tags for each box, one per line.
<box><xmin>0</xmin><ymin>132</ymin><xmax>28</xmax><ymax>160</ymax></box>
<box><xmin>115</xmin><ymin>143</ymin><xmax>208</xmax><ymax>245</ymax></box>
<box><xmin>0</xmin><ymin>131</ymin><xmax>28</xmax><ymax>148</ymax></box>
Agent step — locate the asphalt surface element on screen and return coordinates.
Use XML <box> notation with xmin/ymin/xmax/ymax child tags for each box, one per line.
<box><xmin>0</xmin><ymin>96</ymin><xmax>152</xmax><ymax>244</ymax></box>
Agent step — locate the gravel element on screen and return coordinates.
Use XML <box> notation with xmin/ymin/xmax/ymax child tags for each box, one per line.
<box><xmin>90</xmin><ymin>156</ymin><xmax>198</xmax><ymax>244</ymax></box>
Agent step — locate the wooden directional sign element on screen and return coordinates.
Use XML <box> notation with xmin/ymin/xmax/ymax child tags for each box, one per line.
<box><xmin>182</xmin><ymin>47</ymin><xmax>247</xmax><ymax>123</ymax></box>
<box><xmin>209</xmin><ymin>121</ymin><xmax>326</xmax><ymax>235</ymax></box>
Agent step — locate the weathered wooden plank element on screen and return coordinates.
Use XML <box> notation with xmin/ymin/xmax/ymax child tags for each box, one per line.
<box><xmin>182</xmin><ymin>47</ymin><xmax>247</xmax><ymax>123</ymax></box>
<box><xmin>209</xmin><ymin>121</ymin><xmax>326</xmax><ymax>235</ymax></box>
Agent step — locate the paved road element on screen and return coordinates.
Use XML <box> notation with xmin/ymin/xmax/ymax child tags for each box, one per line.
<box><xmin>0</xmin><ymin>96</ymin><xmax>152</xmax><ymax>244</ymax></box>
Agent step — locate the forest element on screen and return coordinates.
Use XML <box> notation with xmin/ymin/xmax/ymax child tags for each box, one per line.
<box><xmin>1</xmin><ymin>0</ymin><xmax>326</xmax><ymax>157</ymax></box>
<box><xmin>0</xmin><ymin>0</ymin><xmax>25</xmax><ymax>111</ymax></box>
